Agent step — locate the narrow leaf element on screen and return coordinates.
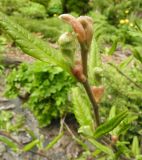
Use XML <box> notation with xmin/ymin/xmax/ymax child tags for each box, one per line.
<box><xmin>0</xmin><ymin>135</ymin><xmax>18</xmax><ymax>151</ymax></box>
<box><xmin>45</xmin><ymin>132</ymin><xmax>63</xmax><ymax>150</ymax></box>
<box><xmin>88</xmin><ymin>138</ymin><xmax>113</xmax><ymax>155</ymax></box>
<box><xmin>108</xmin><ymin>106</ymin><xmax>116</xmax><ymax>120</ymax></box>
<box><xmin>117</xmin><ymin>114</ymin><xmax>138</xmax><ymax>136</ymax></box>
<box><xmin>119</xmin><ymin>55</ymin><xmax>133</xmax><ymax>69</ymax></box>
<box><xmin>108</xmin><ymin>39</ymin><xmax>118</xmax><ymax>55</ymax></box>
<box><xmin>88</xmin><ymin>37</ymin><xmax>102</xmax><ymax>84</ymax></box>
<box><xmin>89</xmin><ymin>37</ymin><xmax>102</xmax><ymax>68</ymax></box>
<box><xmin>108</xmin><ymin>106</ymin><xmax>119</xmax><ymax>136</ymax></box>
<box><xmin>132</xmin><ymin>47</ymin><xmax>142</xmax><ymax>63</ymax></box>
<box><xmin>72</xmin><ymin>87</ymin><xmax>94</xmax><ymax>129</ymax></box>
<box><xmin>132</xmin><ymin>136</ymin><xmax>140</xmax><ymax>156</ymax></box>
<box><xmin>23</xmin><ymin>139</ymin><xmax>39</xmax><ymax>152</ymax></box>
<box><xmin>94</xmin><ymin>111</ymin><xmax>128</xmax><ymax>138</ymax></box>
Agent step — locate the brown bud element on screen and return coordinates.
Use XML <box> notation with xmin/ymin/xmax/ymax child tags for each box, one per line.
<box><xmin>59</xmin><ymin>14</ymin><xmax>86</xmax><ymax>44</ymax></box>
<box><xmin>72</xmin><ymin>60</ymin><xmax>86</xmax><ymax>82</ymax></box>
<box><xmin>91</xmin><ymin>86</ymin><xmax>104</xmax><ymax>103</ymax></box>
<box><xmin>111</xmin><ymin>135</ymin><xmax>119</xmax><ymax>144</ymax></box>
<box><xmin>77</xmin><ymin>16</ymin><xmax>93</xmax><ymax>47</ymax></box>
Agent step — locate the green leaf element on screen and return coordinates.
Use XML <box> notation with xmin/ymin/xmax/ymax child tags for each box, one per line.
<box><xmin>45</xmin><ymin>132</ymin><xmax>63</xmax><ymax>150</ymax></box>
<box><xmin>108</xmin><ymin>106</ymin><xmax>119</xmax><ymax>136</ymax></box>
<box><xmin>88</xmin><ymin>138</ymin><xmax>113</xmax><ymax>155</ymax></box>
<box><xmin>0</xmin><ymin>12</ymin><xmax>71</xmax><ymax>74</ymax></box>
<box><xmin>117</xmin><ymin>114</ymin><xmax>138</xmax><ymax>136</ymax></box>
<box><xmin>72</xmin><ymin>86</ymin><xmax>94</xmax><ymax>129</ymax></box>
<box><xmin>119</xmin><ymin>55</ymin><xmax>133</xmax><ymax>69</ymax></box>
<box><xmin>0</xmin><ymin>135</ymin><xmax>19</xmax><ymax>151</ymax></box>
<box><xmin>92</xmin><ymin>149</ymin><xmax>101</xmax><ymax>157</ymax></box>
<box><xmin>108</xmin><ymin>106</ymin><xmax>116</xmax><ymax>120</ymax></box>
<box><xmin>132</xmin><ymin>47</ymin><xmax>142</xmax><ymax>63</ymax></box>
<box><xmin>108</xmin><ymin>39</ymin><xmax>118</xmax><ymax>55</ymax></box>
<box><xmin>116</xmin><ymin>141</ymin><xmax>131</xmax><ymax>158</ymax></box>
<box><xmin>88</xmin><ymin>37</ymin><xmax>102</xmax><ymax>84</ymax></box>
<box><xmin>78</xmin><ymin>125</ymin><xmax>94</xmax><ymax>137</ymax></box>
<box><xmin>94</xmin><ymin>110</ymin><xmax>128</xmax><ymax>138</ymax></box>
<box><xmin>23</xmin><ymin>139</ymin><xmax>39</xmax><ymax>152</ymax></box>
<box><xmin>132</xmin><ymin>136</ymin><xmax>140</xmax><ymax>156</ymax></box>
<box><xmin>89</xmin><ymin>37</ymin><xmax>102</xmax><ymax>69</ymax></box>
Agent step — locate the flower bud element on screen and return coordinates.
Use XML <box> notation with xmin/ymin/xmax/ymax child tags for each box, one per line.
<box><xmin>59</xmin><ymin>14</ymin><xmax>94</xmax><ymax>49</ymax></box>
<box><xmin>59</xmin><ymin>14</ymin><xmax>86</xmax><ymax>44</ymax></box>
<box><xmin>125</xmin><ymin>10</ymin><xmax>129</xmax><ymax>14</ymax></box>
<box><xmin>119</xmin><ymin>19</ymin><xmax>125</xmax><ymax>24</ymax></box>
<box><xmin>111</xmin><ymin>135</ymin><xmax>119</xmax><ymax>144</ymax></box>
<box><xmin>77</xmin><ymin>16</ymin><xmax>94</xmax><ymax>47</ymax></box>
<box><xmin>125</xmin><ymin>19</ymin><xmax>129</xmax><ymax>24</ymax></box>
<box><xmin>72</xmin><ymin>60</ymin><xmax>86</xmax><ymax>82</ymax></box>
<box><xmin>58</xmin><ymin>32</ymin><xmax>77</xmax><ymax>65</ymax></box>
<box><xmin>91</xmin><ymin>86</ymin><xmax>104</xmax><ymax>103</ymax></box>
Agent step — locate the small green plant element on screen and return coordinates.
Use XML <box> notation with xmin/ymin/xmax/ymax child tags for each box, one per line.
<box><xmin>0</xmin><ymin>110</ymin><xmax>25</xmax><ymax>132</ymax></box>
<box><xmin>5</xmin><ymin>61</ymin><xmax>74</xmax><ymax>127</ymax></box>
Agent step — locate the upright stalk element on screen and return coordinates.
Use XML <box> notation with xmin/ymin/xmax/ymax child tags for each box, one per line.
<box><xmin>59</xmin><ymin>14</ymin><xmax>101</xmax><ymax>127</ymax></box>
<box><xmin>81</xmin><ymin>44</ymin><xmax>100</xmax><ymax>127</ymax></box>
<box><xmin>82</xmin><ymin>80</ymin><xmax>100</xmax><ymax>127</ymax></box>
<box><xmin>80</xmin><ymin>44</ymin><xmax>88</xmax><ymax>77</ymax></box>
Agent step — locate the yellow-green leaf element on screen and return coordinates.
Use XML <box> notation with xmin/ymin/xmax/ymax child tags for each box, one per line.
<box><xmin>23</xmin><ymin>139</ymin><xmax>39</xmax><ymax>152</ymax></box>
<box><xmin>132</xmin><ymin>136</ymin><xmax>140</xmax><ymax>156</ymax></box>
<box><xmin>45</xmin><ymin>132</ymin><xmax>63</xmax><ymax>150</ymax></box>
<box><xmin>88</xmin><ymin>138</ymin><xmax>113</xmax><ymax>155</ymax></box>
